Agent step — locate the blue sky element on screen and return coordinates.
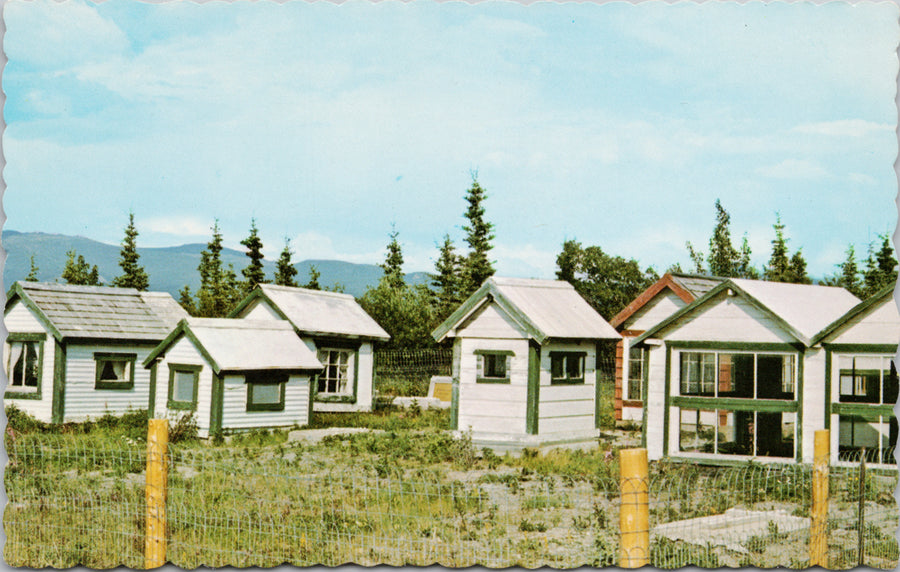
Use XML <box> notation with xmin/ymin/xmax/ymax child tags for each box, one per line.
<box><xmin>3</xmin><ymin>0</ymin><xmax>898</xmax><ymax>279</ymax></box>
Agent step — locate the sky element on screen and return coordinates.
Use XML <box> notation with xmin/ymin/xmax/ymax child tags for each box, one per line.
<box><xmin>3</xmin><ymin>0</ymin><xmax>898</xmax><ymax>280</ymax></box>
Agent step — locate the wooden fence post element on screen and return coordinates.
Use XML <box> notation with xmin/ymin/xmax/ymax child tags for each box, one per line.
<box><xmin>145</xmin><ymin>419</ymin><xmax>169</xmax><ymax>569</ymax></box>
<box><xmin>620</xmin><ymin>448</ymin><xmax>649</xmax><ymax>568</ymax></box>
<box><xmin>810</xmin><ymin>429</ymin><xmax>829</xmax><ymax>568</ymax></box>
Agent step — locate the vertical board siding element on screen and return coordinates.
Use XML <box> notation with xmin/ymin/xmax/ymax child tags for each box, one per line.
<box><xmin>644</xmin><ymin>344</ymin><xmax>667</xmax><ymax>460</ymax></box>
<box><xmin>220</xmin><ymin>374</ymin><xmax>310</xmax><ymax>431</ymax></box>
<box><xmin>664</xmin><ymin>294</ymin><xmax>797</xmax><ymax>344</ymax></box>
<box><xmin>3</xmin><ymin>334</ymin><xmax>55</xmax><ymax>422</ymax></box>
<box><xmin>456</xmin><ymin>303</ymin><xmax>528</xmax><ymax>340</ymax></box>
<box><xmin>829</xmin><ymin>301</ymin><xmax>900</xmax><ymax>345</ymax></box>
<box><xmin>457</xmin><ymin>337</ymin><xmax>529</xmax><ymax>436</ymax></box>
<box><xmin>62</xmin><ymin>343</ymin><xmax>155</xmax><ymax>422</ymax></box>
<box><xmin>625</xmin><ymin>291</ymin><xmax>689</xmax><ymax>332</ymax></box>
<box><xmin>5</xmin><ymin>301</ymin><xmax>46</xmax><ymax>332</ymax></box>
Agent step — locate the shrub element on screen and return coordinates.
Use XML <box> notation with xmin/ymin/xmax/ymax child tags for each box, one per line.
<box><xmin>169</xmin><ymin>412</ymin><xmax>198</xmax><ymax>444</ymax></box>
<box><xmin>5</xmin><ymin>405</ymin><xmax>48</xmax><ymax>434</ymax></box>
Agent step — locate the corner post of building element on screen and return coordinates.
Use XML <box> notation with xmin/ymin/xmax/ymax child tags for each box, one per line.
<box><xmin>619</xmin><ymin>448</ymin><xmax>649</xmax><ymax>568</ymax></box>
<box><xmin>810</xmin><ymin>429</ymin><xmax>829</xmax><ymax>568</ymax></box>
<box><xmin>145</xmin><ymin>418</ymin><xmax>169</xmax><ymax>568</ymax></box>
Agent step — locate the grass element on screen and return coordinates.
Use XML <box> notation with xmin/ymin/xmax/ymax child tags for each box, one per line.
<box><xmin>306</xmin><ymin>406</ymin><xmax>450</xmax><ymax>432</ymax></box>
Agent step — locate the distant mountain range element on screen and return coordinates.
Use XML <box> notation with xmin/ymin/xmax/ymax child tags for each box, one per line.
<box><xmin>1</xmin><ymin>230</ymin><xmax>431</xmax><ymax>299</ymax></box>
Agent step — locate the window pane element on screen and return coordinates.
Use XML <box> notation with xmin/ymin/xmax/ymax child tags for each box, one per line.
<box><xmin>23</xmin><ymin>342</ymin><xmax>39</xmax><ymax>387</ymax></box>
<box><xmin>756</xmin><ymin>411</ymin><xmax>795</xmax><ymax>458</ymax></box>
<box><xmin>566</xmin><ymin>355</ymin><xmax>582</xmax><ymax>379</ymax></box>
<box><xmin>884</xmin><ymin>361</ymin><xmax>898</xmax><ymax>405</ymax></box>
<box><xmin>680</xmin><ymin>353</ymin><xmax>714</xmax><ymax>396</ymax></box>
<box><xmin>679</xmin><ymin>408</ymin><xmax>715</xmax><ymax>453</ymax></box>
<box><xmin>484</xmin><ymin>354</ymin><xmax>506</xmax><ymax>378</ymax></box>
<box><xmin>628</xmin><ymin>348</ymin><xmax>643</xmax><ymax>400</ymax></box>
<box><xmin>716</xmin><ymin>409</ymin><xmax>754</xmax><ymax>456</ymax></box>
<box><xmin>252</xmin><ymin>383</ymin><xmax>281</xmax><ymax>404</ymax></box>
<box><xmin>757</xmin><ymin>354</ymin><xmax>794</xmax><ymax>399</ymax></box>
<box><xmin>551</xmin><ymin>355</ymin><xmax>564</xmax><ymax>379</ymax></box>
<box><xmin>173</xmin><ymin>371</ymin><xmax>195</xmax><ymax>403</ymax></box>
<box><xmin>99</xmin><ymin>360</ymin><xmax>130</xmax><ymax>382</ymax></box>
<box><xmin>718</xmin><ymin>354</ymin><xmax>754</xmax><ymax>398</ymax></box>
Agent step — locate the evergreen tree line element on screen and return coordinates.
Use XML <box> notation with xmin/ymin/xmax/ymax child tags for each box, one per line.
<box><xmin>39</xmin><ymin>193</ymin><xmax>898</xmax><ymax>350</ymax></box>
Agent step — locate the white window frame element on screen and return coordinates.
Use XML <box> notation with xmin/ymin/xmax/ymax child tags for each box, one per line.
<box><xmin>317</xmin><ymin>348</ymin><xmax>355</xmax><ymax>396</ymax></box>
<box><xmin>5</xmin><ymin>338</ymin><xmax>42</xmax><ymax>395</ymax></box>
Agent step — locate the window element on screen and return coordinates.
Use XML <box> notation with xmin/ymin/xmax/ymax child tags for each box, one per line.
<box><xmin>678</xmin><ymin>408</ymin><xmax>796</xmax><ymax>458</ymax></box>
<box><xmin>246</xmin><ymin>371</ymin><xmax>288</xmax><ymax>412</ymax></box>
<box><xmin>168</xmin><ymin>364</ymin><xmax>201</xmax><ymax>410</ymax></box>
<box><xmin>627</xmin><ymin>348</ymin><xmax>643</xmax><ymax>400</ymax></box>
<box><xmin>5</xmin><ymin>335</ymin><xmax>43</xmax><ymax>397</ymax></box>
<box><xmin>679</xmin><ymin>351</ymin><xmax>795</xmax><ymax>400</ymax></box>
<box><xmin>839</xmin><ymin>356</ymin><xmax>896</xmax><ymax>404</ymax></box>
<box><xmin>838</xmin><ymin>415</ymin><xmax>897</xmax><ymax>465</ymax></box>
<box><xmin>475</xmin><ymin>350</ymin><xmax>513</xmax><ymax>383</ymax></box>
<box><xmin>317</xmin><ymin>349</ymin><xmax>354</xmax><ymax>394</ymax></box>
<box><xmin>550</xmin><ymin>352</ymin><xmax>586</xmax><ymax>384</ymax></box>
<box><xmin>94</xmin><ymin>353</ymin><xmax>136</xmax><ymax>390</ymax></box>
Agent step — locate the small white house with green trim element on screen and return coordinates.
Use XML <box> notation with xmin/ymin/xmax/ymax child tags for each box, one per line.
<box><xmin>811</xmin><ymin>284</ymin><xmax>899</xmax><ymax>467</ymax></box>
<box><xmin>432</xmin><ymin>277</ymin><xmax>621</xmax><ymax>451</ymax></box>
<box><xmin>4</xmin><ymin>281</ymin><xmax>187</xmax><ymax>423</ymax></box>
<box><xmin>631</xmin><ymin>278</ymin><xmax>861</xmax><ymax>465</ymax></box>
<box><xmin>228</xmin><ymin>285</ymin><xmax>389</xmax><ymax>412</ymax></box>
<box><xmin>143</xmin><ymin>318</ymin><xmax>323</xmax><ymax>437</ymax></box>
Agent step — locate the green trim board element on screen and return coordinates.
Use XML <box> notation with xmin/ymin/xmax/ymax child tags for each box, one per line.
<box><xmin>823</xmin><ymin>344</ymin><xmax>898</xmax><ymax>354</ymax></box>
<box><xmin>663</xmin><ymin>345</ymin><xmax>671</xmax><ymax>456</ymax></box>
<box><xmin>4</xmin><ymin>337</ymin><xmax>45</xmax><ymax>401</ymax></box>
<box><xmin>640</xmin><ymin>347</ymin><xmax>650</xmax><ymax>449</ymax></box>
<box><xmin>352</xmin><ymin>349</ymin><xmax>360</xmax><ymax>404</ymax></box>
<box><xmin>308</xmin><ymin>374</ymin><xmax>316</xmax><ymax>424</ymax></box>
<box><xmin>812</xmin><ymin>284</ymin><xmax>894</xmax><ymax>346</ymax></box>
<box><xmin>6</xmin><ymin>332</ymin><xmax>47</xmax><ymax>342</ymax></box>
<box><xmin>824</xmin><ymin>351</ymin><xmax>832</xmax><ymax>430</ymax></box>
<box><xmin>473</xmin><ymin>349</ymin><xmax>515</xmax><ymax>357</ymax></box>
<box><xmin>167</xmin><ymin>363</ymin><xmax>201</xmax><ymax>411</ymax></box>
<box><xmin>51</xmin><ymin>340</ymin><xmax>66</xmax><ymax>423</ymax></box>
<box><xmin>143</xmin><ymin>320</ymin><xmax>222</xmax><ymax>373</ymax></box>
<box><xmin>670</xmin><ymin>396</ymin><xmax>799</xmax><ymax>412</ymax></box>
<box><xmin>6</xmin><ymin>284</ymin><xmax>65</xmax><ymax>343</ymax></box>
<box><xmin>594</xmin><ymin>342</ymin><xmax>601</xmax><ymax>429</ymax></box>
<box><xmin>476</xmin><ymin>377</ymin><xmax>511</xmax><ymax>384</ymax></box>
<box><xmin>209</xmin><ymin>373</ymin><xmax>224</xmax><ymax>433</ymax></box>
<box><xmin>450</xmin><ymin>377</ymin><xmax>460</xmax><ymax>431</ymax></box>
<box><xmin>93</xmin><ymin>352</ymin><xmax>138</xmax><ymax>390</ymax></box>
<box><xmin>526</xmin><ymin>344</ymin><xmax>540</xmax><ymax>435</ymax></box>
<box><xmin>796</xmin><ymin>353</ymin><xmax>804</xmax><ymax>461</ymax></box>
<box><xmin>667</xmin><ymin>341</ymin><xmax>804</xmax><ymax>352</ymax></box>
<box><xmin>148</xmin><ymin>363</ymin><xmax>158</xmax><ymax>418</ymax></box>
<box><xmin>314</xmin><ymin>337</ymin><xmax>363</xmax><ymax>351</ymax></box>
<box><xmin>431</xmin><ymin>281</ymin><xmax>546</xmax><ymax>343</ymax></box>
<box><xmin>831</xmin><ymin>403</ymin><xmax>895</xmax><ymax>419</ymax></box>
<box><xmin>227</xmin><ymin>287</ymin><xmax>291</xmax><ymax>322</ymax></box>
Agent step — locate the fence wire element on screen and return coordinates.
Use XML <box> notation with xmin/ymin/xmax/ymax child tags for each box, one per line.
<box><xmin>374</xmin><ymin>349</ymin><xmax>452</xmax><ymax>397</ymax></box>
<box><xmin>4</xmin><ymin>432</ymin><xmax>898</xmax><ymax>569</ymax></box>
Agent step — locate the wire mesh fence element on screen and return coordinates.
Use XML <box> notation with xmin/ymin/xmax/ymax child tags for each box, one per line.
<box><xmin>374</xmin><ymin>349</ymin><xmax>452</xmax><ymax>397</ymax></box>
<box><xmin>4</xmin><ymin>430</ymin><xmax>898</xmax><ymax>569</ymax></box>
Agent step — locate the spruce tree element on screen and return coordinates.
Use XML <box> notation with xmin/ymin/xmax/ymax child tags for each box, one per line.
<box><xmin>240</xmin><ymin>218</ymin><xmax>267</xmax><ymax>293</ymax></box>
<box><xmin>737</xmin><ymin>234</ymin><xmax>759</xmax><ymax>279</ymax></box>
<box><xmin>380</xmin><ymin>225</ymin><xmax>405</xmax><ymax>290</ymax></box>
<box><xmin>707</xmin><ymin>199</ymin><xmax>739</xmax><ymax>277</ymax></box>
<box><xmin>305</xmin><ymin>265</ymin><xmax>322</xmax><ymax>290</ymax></box>
<box><xmin>432</xmin><ymin>234</ymin><xmax>461</xmax><ymax>317</ymax></box>
<box><xmin>61</xmin><ymin>249</ymin><xmax>101</xmax><ymax>286</ymax></box>
<box><xmin>196</xmin><ymin>221</ymin><xmax>241</xmax><ymax>317</ymax></box>
<box><xmin>460</xmin><ymin>175</ymin><xmax>495</xmax><ymax>296</ymax></box>
<box><xmin>685</xmin><ymin>241</ymin><xmax>706</xmax><ymax>274</ymax></box>
<box><xmin>764</xmin><ymin>214</ymin><xmax>791</xmax><ymax>282</ymax></box>
<box><xmin>274</xmin><ymin>238</ymin><xmax>299</xmax><ymax>287</ymax></box>
<box><xmin>112</xmin><ymin>212</ymin><xmax>150</xmax><ymax>290</ymax></box>
<box><xmin>178</xmin><ymin>285</ymin><xmax>197</xmax><ymax>315</ymax></box>
<box><xmin>786</xmin><ymin>250</ymin><xmax>811</xmax><ymax>284</ymax></box>
<box><xmin>837</xmin><ymin>245</ymin><xmax>863</xmax><ymax>297</ymax></box>
<box><xmin>863</xmin><ymin>234</ymin><xmax>898</xmax><ymax>297</ymax></box>
<box><xmin>26</xmin><ymin>255</ymin><xmax>39</xmax><ymax>281</ymax></box>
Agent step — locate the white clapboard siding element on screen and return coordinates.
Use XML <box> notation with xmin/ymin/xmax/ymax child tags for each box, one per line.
<box><xmin>459</xmin><ymin>383</ymin><xmax>527</xmax><ymax>435</ymax></box>
<box><xmin>800</xmin><ymin>350</ymin><xmax>825</xmax><ymax>463</ymax></box>
<box><xmin>645</xmin><ymin>344</ymin><xmax>668</xmax><ymax>460</ymax></box>
<box><xmin>458</xmin><ymin>338</ymin><xmax>530</xmax><ymax>386</ymax></box>
<box><xmin>5</xmin><ymin>300</ymin><xmax>46</xmax><ymax>333</ymax></box>
<box><xmin>830</xmin><ymin>301</ymin><xmax>900</xmax><ymax>345</ymax></box>
<box><xmin>539</xmin><ymin>384</ymin><xmax>595</xmax><ymax>436</ymax></box>
<box><xmin>220</xmin><ymin>374</ymin><xmax>310</xmax><ymax>431</ymax></box>
<box><xmin>456</xmin><ymin>303</ymin><xmax>528</xmax><ymax>340</ymax></box>
<box><xmin>239</xmin><ymin>299</ymin><xmax>282</xmax><ymax>321</ymax></box>
<box><xmin>3</xmin><ymin>334</ymin><xmax>56</xmax><ymax>422</ymax></box>
<box><xmin>538</xmin><ymin>340</ymin><xmax>596</xmax><ymax>387</ymax></box>
<box><xmin>63</xmin><ymin>343</ymin><xmax>155</xmax><ymax>422</ymax></box>
<box><xmin>625</xmin><ymin>291</ymin><xmax>689</xmax><ymax>332</ymax></box>
<box><xmin>155</xmin><ymin>335</ymin><xmax>213</xmax><ymax>436</ymax></box>
<box><xmin>666</xmin><ymin>294</ymin><xmax>796</xmax><ymax>344</ymax></box>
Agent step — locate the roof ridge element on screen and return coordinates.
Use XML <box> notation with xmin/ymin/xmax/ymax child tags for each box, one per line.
<box><xmin>261</xmin><ymin>283</ymin><xmax>355</xmax><ymax>299</ymax></box>
<box><xmin>490</xmin><ymin>277</ymin><xmax>572</xmax><ymax>289</ymax></box>
<box><xmin>20</xmin><ymin>281</ymin><xmax>141</xmax><ymax>295</ymax></box>
<box><xmin>187</xmin><ymin>317</ymin><xmax>294</xmax><ymax>329</ymax></box>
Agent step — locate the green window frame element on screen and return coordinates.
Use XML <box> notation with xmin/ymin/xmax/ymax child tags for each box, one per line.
<box><xmin>167</xmin><ymin>364</ymin><xmax>201</xmax><ymax>411</ymax></box>
<box><xmin>549</xmin><ymin>351</ymin><xmax>586</xmax><ymax>385</ymax></box>
<box><xmin>94</xmin><ymin>352</ymin><xmax>137</xmax><ymax>390</ymax></box>
<box><xmin>474</xmin><ymin>350</ymin><xmax>513</xmax><ymax>384</ymax></box>
<box><xmin>246</xmin><ymin>371</ymin><xmax>288</xmax><ymax>412</ymax></box>
<box><xmin>4</xmin><ymin>333</ymin><xmax>45</xmax><ymax>400</ymax></box>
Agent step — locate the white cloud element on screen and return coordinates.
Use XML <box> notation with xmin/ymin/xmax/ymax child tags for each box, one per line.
<box><xmin>142</xmin><ymin>215</ymin><xmax>212</xmax><ymax>237</ymax></box>
<box><xmin>848</xmin><ymin>173</ymin><xmax>877</xmax><ymax>186</ymax></box>
<box><xmin>756</xmin><ymin>159</ymin><xmax>830</xmax><ymax>180</ymax></box>
<box><xmin>792</xmin><ymin>120</ymin><xmax>893</xmax><ymax>138</ymax></box>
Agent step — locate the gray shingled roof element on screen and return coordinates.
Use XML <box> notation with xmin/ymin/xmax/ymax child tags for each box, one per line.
<box><xmin>670</xmin><ymin>274</ymin><xmax>725</xmax><ymax>299</ymax></box>
<box><xmin>8</xmin><ymin>281</ymin><xmax>188</xmax><ymax>342</ymax></box>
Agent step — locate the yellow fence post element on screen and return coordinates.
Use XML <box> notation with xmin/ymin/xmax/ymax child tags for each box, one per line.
<box><xmin>145</xmin><ymin>419</ymin><xmax>169</xmax><ymax>569</ymax></box>
<box><xmin>810</xmin><ymin>429</ymin><xmax>829</xmax><ymax>568</ymax></box>
<box><xmin>620</xmin><ymin>448</ymin><xmax>649</xmax><ymax>568</ymax></box>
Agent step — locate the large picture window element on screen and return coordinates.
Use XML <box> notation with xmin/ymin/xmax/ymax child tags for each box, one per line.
<box><xmin>317</xmin><ymin>349</ymin><xmax>354</xmax><ymax>394</ymax></box>
<box><xmin>627</xmin><ymin>347</ymin><xmax>643</xmax><ymax>400</ymax></box>
<box><xmin>680</xmin><ymin>351</ymin><xmax>795</xmax><ymax>400</ymax></box>
<box><xmin>94</xmin><ymin>353</ymin><xmax>137</xmax><ymax>390</ymax></box>
<box><xmin>838</xmin><ymin>415</ymin><xmax>897</xmax><ymax>465</ymax></box>
<box><xmin>678</xmin><ymin>407</ymin><xmax>796</xmax><ymax>458</ymax></box>
<box><xmin>5</xmin><ymin>335</ymin><xmax>43</xmax><ymax>397</ymax></box>
<box><xmin>246</xmin><ymin>371</ymin><xmax>288</xmax><ymax>412</ymax></box>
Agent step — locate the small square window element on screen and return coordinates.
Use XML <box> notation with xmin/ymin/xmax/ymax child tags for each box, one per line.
<box><xmin>94</xmin><ymin>353</ymin><xmax>136</xmax><ymax>390</ymax></box>
<box><xmin>475</xmin><ymin>350</ymin><xmax>513</xmax><ymax>383</ymax></box>
<box><xmin>550</xmin><ymin>352</ymin><xmax>586</xmax><ymax>384</ymax></box>
<box><xmin>168</xmin><ymin>364</ymin><xmax>201</xmax><ymax>410</ymax></box>
<box><xmin>246</xmin><ymin>371</ymin><xmax>288</xmax><ymax>412</ymax></box>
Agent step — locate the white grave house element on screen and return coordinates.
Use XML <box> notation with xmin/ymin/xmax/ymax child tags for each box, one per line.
<box><xmin>810</xmin><ymin>284</ymin><xmax>899</xmax><ymax>467</ymax></box>
<box><xmin>431</xmin><ymin>277</ymin><xmax>621</xmax><ymax>451</ymax></box>
<box><xmin>4</xmin><ymin>281</ymin><xmax>187</xmax><ymax>423</ymax></box>
<box><xmin>143</xmin><ymin>318</ymin><xmax>322</xmax><ymax>437</ymax></box>
<box><xmin>631</xmin><ymin>278</ymin><xmax>862</xmax><ymax>464</ymax></box>
<box><xmin>228</xmin><ymin>285</ymin><xmax>389</xmax><ymax>412</ymax></box>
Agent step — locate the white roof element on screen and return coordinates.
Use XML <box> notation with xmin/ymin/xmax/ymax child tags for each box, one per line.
<box><xmin>256</xmin><ymin>284</ymin><xmax>390</xmax><ymax>340</ymax></box>
<box><xmin>140</xmin><ymin>292</ymin><xmax>190</xmax><ymax>329</ymax></box>
<box><xmin>730</xmin><ymin>279</ymin><xmax>861</xmax><ymax>340</ymax></box>
<box><xmin>183</xmin><ymin>318</ymin><xmax>322</xmax><ymax>373</ymax></box>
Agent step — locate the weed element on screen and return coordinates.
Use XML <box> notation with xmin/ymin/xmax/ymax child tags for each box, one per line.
<box><xmin>518</xmin><ymin>519</ymin><xmax>547</xmax><ymax>533</ymax></box>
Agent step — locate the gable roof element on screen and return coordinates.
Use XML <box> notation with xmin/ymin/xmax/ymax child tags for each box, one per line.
<box><xmin>5</xmin><ymin>281</ymin><xmax>188</xmax><ymax>343</ymax></box>
<box><xmin>610</xmin><ymin>273</ymin><xmax>725</xmax><ymax>328</ymax></box>
<box><xmin>811</xmin><ymin>284</ymin><xmax>897</xmax><ymax>346</ymax></box>
<box><xmin>228</xmin><ymin>284</ymin><xmax>390</xmax><ymax>341</ymax></box>
<box><xmin>432</xmin><ymin>277</ymin><xmax>620</xmax><ymax>343</ymax></box>
<box><xmin>632</xmin><ymin>278</ymin><xmax>861</xmax><ymax>347</ymax></box>
<box><xmin>143</xmin><ymin>318</ymin><xmax>323</xmax><ymax>373</ymax></box>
